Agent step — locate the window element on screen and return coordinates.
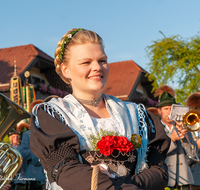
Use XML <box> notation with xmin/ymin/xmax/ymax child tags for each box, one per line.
<box><xmin>32</xmin><ymin>76</ymin><xmax>45</xmax><ymax>85</ymax></box>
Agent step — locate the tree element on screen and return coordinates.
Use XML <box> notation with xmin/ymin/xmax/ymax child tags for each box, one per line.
<box><xmin>146</xmin><ymin>32</ymin><xmax>200</xmax><ymax>104</ymax></box>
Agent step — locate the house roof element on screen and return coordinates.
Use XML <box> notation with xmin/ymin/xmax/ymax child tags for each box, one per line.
<box><xmin>103</xmin><ymin>60</ymin><xmax>145</xmax><ymax>100</ymax></box>
<box><xmin>0</xmin><ymin>44</ymin><xmax>54</xmax><ymax>86</ymax></box>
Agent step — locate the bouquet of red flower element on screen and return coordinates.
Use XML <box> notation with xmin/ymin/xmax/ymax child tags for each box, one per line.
<box><xmin>89</xmin><ymin>129</ymin><xmax>142</xmax><ymax>157</ymax></box>
<box><xmin>97</xmin><ymin>135</ymin><xmax>134</xmax><ymax>156</ymax></box>
<box><xmin>85</xmin><ymin>129</ymin><xmax>142</xmax><ymax>177</ymax></box>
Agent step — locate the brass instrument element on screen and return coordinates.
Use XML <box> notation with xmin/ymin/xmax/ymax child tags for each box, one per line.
<box><xmin>183</xmin><ymin>110</ymin><xmax>200</xmax><ymax>161</ymax></box>
<box><xmin>183</xmin><ymin>110</ymin><xmax>200</xmax><ymax>132</ymax></box>
<box><xmin>0</xmin><ymin>92</ymin><xmax>31</xmax><ymax>188</ymax></box>
<box><xmin>169</xmin><ymin>104</ymin><xmax>200</xmax><ymax>161</ymax></box>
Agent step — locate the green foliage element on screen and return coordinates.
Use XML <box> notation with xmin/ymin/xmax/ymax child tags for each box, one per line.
<box><xmin>59</xmin><ymin>28</ymin><xmax>85</xmax><ymax>61</ymax></box>
<box><xmin>2</xmin><ymin>135</ymin><xmax>10</xmax><ymax>144</ymax></box>
<box><xmin>146</xmin><ymin>33</ymin><xmax>200</xmax><ymax>104</ymax></box>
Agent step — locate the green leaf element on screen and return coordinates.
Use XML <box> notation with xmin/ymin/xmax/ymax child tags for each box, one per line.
<box><xmin>146</xmin><ymin>33</ymin><xmax>200</xmax><ymax>104</ymax></box>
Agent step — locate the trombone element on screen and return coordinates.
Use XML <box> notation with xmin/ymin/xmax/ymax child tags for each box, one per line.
<box><xmin>172</xmin><ymin>108</ymin><xmax>200</xmax><ymax>162</ymax></box>
<box><xmin>183</xmin><ymin>110</ymin><xmax>200</xmax><ymax>132</ymax></box>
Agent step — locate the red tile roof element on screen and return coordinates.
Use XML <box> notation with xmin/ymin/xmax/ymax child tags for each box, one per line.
<box><xmin>103</xmin><ymin>60</ymin><xmax>145</xmax><ymax>100</ymax></box>
<box><xmin>0</xmin><ymin>44</ymin><xmax>53</xmax><ymax>85</ymax></box>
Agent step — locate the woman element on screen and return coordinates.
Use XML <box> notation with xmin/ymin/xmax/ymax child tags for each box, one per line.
<box><xmin>30</xmin><ymin>28</ymin><xmax>170</xmax><ymax>190</ymax></box>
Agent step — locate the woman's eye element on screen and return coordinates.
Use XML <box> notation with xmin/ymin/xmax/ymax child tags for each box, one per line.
<box><xmin>99</xmin><ymin>60</ymin><xmax>107</xmax><ymax>64</ymax></box>
<box><xmin>82</xmin><ymin>62</ymin><xmax>90</xmax><ymax>65</ymax></box>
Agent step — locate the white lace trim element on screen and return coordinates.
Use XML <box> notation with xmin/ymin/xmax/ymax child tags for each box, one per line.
<box><xmin>135</xmin><ymin>103</ymin><xmax>154</xmax><ymax>173</ymax></box>
<box><xmin>32</xmin><ymin>103</ymin><xmax>67</xmax><ymax>128</ymax></box>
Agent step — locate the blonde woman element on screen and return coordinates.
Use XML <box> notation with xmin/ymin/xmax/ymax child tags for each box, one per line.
<box><xmin>30</xmin><ymin>28</ymin><xmax>170</xmax><ymax>190</ymax></box>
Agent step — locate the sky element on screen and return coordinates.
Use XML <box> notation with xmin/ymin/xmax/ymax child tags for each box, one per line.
<box><xmin>1</xmin><ymin>0</ymin><xmax>200</xmax><ymax>71</ymax></box>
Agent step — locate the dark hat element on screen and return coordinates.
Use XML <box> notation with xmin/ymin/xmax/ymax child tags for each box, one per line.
<box><xmin>157</xmin><ymin>91</ymin><xmax>176</xmax><ymax>108</ymax></box>
<box><xmin>8</xmin><ymin>128</ymin><xmax>19</xmax><ymax>137</ymax></box>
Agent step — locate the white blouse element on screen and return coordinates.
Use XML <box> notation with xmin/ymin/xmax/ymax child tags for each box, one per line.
<box><xmin>90</xmin><ymin>116</ymin><xmax>120</xmax><ymax>134</ymax></box>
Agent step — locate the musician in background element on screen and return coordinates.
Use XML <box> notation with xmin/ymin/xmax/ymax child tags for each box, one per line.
<box><xmin>8</xmin><ymin>129</ymin><xmax>20</xmax><ymax>148</ymax></box>
<box><xmin>18</xmin><ymin>99</ymin><xmax>46</xmax><ymax>190</ymax></box>
<box><xmin>186</xmin><ymin>92</ymin><xmax>200</xmax><ymax>190</ymax></box>
<box><xmin>19</xmin><ymin>129</ymin><xmax>46</xmax><ymax>190</ymax></box>
<box><xmin>2</xmin><ymin>129</ymin><xmax>26</xmax><ymax>190</ymax></box>
<box><xmin>2</xmin><ymin>129</ymin><xmax>20</xmax><ymax>148</ymax></box>
<box><xmin>155</xmin><ymin>85</ymin><xmax>198</xmax><ymax>190</ymax></box>
<box><xmin>2</xmin><ymin>100</ymin><xmax>46</xmax><ymax>190</ymax></box>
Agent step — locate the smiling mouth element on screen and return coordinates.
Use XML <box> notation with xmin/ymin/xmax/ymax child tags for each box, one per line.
<box><xmin>89</xmin><ymin>76</ymin><xmax>103</xmax><ymax>79</ymax></box>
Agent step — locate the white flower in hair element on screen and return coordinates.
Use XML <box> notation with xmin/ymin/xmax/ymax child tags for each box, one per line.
<box><xmin>67</xmin><ymin>34</ymin><xmax>72</xmax><ymax>38</ymax></box>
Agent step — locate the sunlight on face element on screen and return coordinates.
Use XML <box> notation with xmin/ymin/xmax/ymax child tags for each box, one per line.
<box><xmin>62</xmin><ymin>43</ymin><xmax>109</xmax><ymax>97</ymax></box>
<box><xmin>9</xmin><ymin>134</ymin><xmax>19</xmax><ymax>147</ymax></box>
<box><xmin>158</xmin><ymin>106</ymin><xmax>172</xmax><ymax>124</ymax></box>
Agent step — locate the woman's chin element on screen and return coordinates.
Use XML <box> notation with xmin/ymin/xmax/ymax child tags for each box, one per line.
<box><xmin>88</xmin><ymin>84</ymin><xmax>105</xmax><ymax>92</ymax></box>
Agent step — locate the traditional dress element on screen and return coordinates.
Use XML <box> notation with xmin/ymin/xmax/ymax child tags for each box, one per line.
<box><xmin>30</xmin><ymin>94</ymin><xmax>170</xmax><ymax>190</ymax></box>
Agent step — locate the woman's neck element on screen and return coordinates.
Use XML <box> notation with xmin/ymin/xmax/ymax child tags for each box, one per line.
<box><xmin>72</xmin><ymin>93</ymin><xmax>103</xmax><ymax>107</ymax></box>
<box><xmin>72</xmin><ymin>93</ymin><xmax>110</xmax><ymax>118</ymax></box>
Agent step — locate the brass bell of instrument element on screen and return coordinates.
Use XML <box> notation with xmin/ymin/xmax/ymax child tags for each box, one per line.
<box><xmin>183</xmin><ymin>110</ymin><xmax>200</xmax><ymax>132</ymax></box>
<box><xmin>0</xmin><ymin>93</ymin><xmax>31</xmax><ymax>188</ymax></box>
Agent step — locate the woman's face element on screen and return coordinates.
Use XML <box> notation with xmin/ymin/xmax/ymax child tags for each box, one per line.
<box><xmin>62</xmin><ymin>43</ymin><xmax>109</xmax><ymax>97</ymax></box>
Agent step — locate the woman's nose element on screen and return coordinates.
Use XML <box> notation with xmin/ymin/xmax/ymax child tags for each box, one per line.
<box><xmin>92</xmin><ymin>61</ymin><xmax>102</xmax><ymax>71</ymax></box>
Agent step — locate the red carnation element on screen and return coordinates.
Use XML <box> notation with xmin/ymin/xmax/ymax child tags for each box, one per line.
<box><xmin>97</xmin><ymin>135</ymin><xmax>133</xmax><ymax>156</ymax></box>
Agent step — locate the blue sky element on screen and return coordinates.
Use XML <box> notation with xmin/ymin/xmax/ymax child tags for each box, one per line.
<box><xmin>1</xmin><ymin>0</ymin><xmax>200</xmax><ymax>71</ymax></box>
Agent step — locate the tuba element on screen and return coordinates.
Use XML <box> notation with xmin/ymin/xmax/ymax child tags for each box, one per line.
<box><xmin>0</xmin><ymin>92</ymin><xmax>31</xmax><ymax>188</ymax></box>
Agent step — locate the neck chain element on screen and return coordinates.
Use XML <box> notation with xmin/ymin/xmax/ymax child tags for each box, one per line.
<box><xmin>73</xmin><ymin>94</ymin><xmax>103</xmax><ymax>107</ymax></box>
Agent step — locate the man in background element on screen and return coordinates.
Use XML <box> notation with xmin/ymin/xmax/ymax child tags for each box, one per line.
<box><xmin>19</xmin><ymin>129</ymin><xmax>46</xmax><ymax>189</ymax></box>
<box><xmin>155</xmin><ymin>85</ymin><xmax>198</xmax><ymax>190</ymax></box>
<box><xmin>186</xmin><ymin>92</ymin><xmax>200</xmax><ymax>190</ymax></box>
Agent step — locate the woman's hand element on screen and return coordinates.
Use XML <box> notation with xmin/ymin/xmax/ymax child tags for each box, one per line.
<box><xmin>2</xmin><ymin>184</ymin><xmax>11</xmax><ymax>190</ymax></box>
<box><xmin>91</xmin><ymin>164</ymin><xmax>112</xmax><ymax>178</ymax></box>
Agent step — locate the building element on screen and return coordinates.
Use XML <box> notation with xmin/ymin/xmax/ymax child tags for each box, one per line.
<box><xmin>0</xmin><ymin>44</ymin><xmax>71</xmax><ymax>99</ymax></box>
<box><xmin>103</xmin><ymin>60</ymin><xmax>158</xmax><ymax>107</ymax></box>
<box><xmin>0</xmin><ymin>45</ymin><xmax>157</xmax><ymax>108</ymax></box>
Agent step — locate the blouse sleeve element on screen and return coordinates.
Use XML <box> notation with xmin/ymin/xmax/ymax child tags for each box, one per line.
<box><xmin>30</xmin><ymin>105</ymin><xmax>170</xmax><ymax>190</ymax></box>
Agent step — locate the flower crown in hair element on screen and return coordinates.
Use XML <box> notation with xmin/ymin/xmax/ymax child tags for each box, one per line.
<box><xmin>59</xmin><ymin>28</ymin><xmax>85</xmax><ymax>62</ymax></box>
